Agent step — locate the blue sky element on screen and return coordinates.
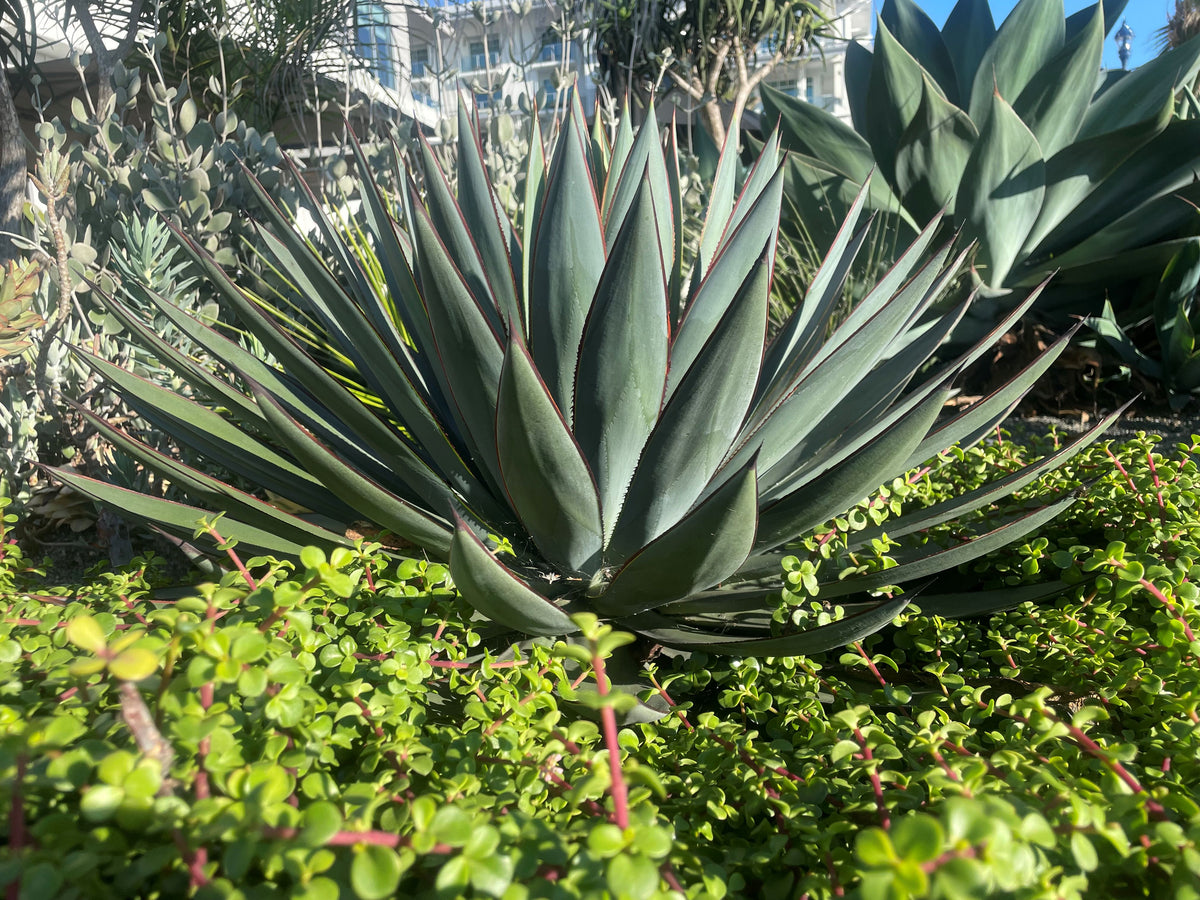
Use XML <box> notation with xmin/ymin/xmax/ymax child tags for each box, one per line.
<box><xmin>874</xmin><ymin>1</ymin><xmax>1167</xmax><ymax>71</ymax></box>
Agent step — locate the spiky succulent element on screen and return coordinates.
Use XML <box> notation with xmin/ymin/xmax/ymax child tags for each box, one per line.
<box><xmin>59</xmin><ymin>93</ymin><xmax>1115</xmax><ymax>654</ymax></box>
<box><xmin>0</xmin><ymin>259</ymin><xmax>44</xmax><ymax>358</ymax></box>
<box><xmin>763</xmin><ymin>0</ymin><xmax>1200</xmax><ymax>342</ymax></box>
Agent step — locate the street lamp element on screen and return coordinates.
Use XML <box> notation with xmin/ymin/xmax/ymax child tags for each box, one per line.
<box><xmin>1115</xmin><ymin>19</ymin><xmax>1134</xmax><ymax>70</ymax></box>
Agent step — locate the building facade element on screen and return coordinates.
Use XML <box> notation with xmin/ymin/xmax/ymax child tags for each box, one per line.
<box><xmin>359</xmin><ymin>0</ymin><xmax>596</xmax><ymax>128</ymax></box>
<box><xmin>758</xmin><ymin>0</ymin><xmax>873</xmax><ymax>122</ymax></box>
<box><xmin>361</xmin><ymin>0</ymin><xmax>870</xmax><ymax>130</ymax></box>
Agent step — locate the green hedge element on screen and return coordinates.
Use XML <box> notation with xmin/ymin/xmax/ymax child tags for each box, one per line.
<box><xmin>1</xmin><ymin>430</ymin><xmax>1199</xmax><ymax>899</ymax></box>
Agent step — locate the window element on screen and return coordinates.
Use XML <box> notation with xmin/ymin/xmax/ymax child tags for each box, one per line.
<box><xmin>464</xmin><ymin>36</ymin><xmax>500</xmax><ymax>71</ymax></box>
<box><xmin>537</xmin><ymin>28</ymin><xmax>563</xmax><ymax>63</ymax></box>
<box><xmin>805</xmin><ymin>78</ymin><xmax>815</xmax><ymax>104</ymax></box>
<box><xmin>475</xmin><ymin>87</ymin><xmax>503</xmax><ymax>109</ymax></box>
<box><xmin>411</xmin><ymin>45</ymin><xmax>430</xmax><ymax>78</ymax></box>
<box><xmin>541</xmin><ymin>77</ymin><xmax>558</xmax><ymax>104</ymax></box>
<box><xmin>767</xmin><ymin>78</ymin><xmax>799</xmax><ymax>99</ymax></box>
<box><xmin>356</xmin><ymin>2</ymin><xmax>396</xmax><ymax>89</ymax></box>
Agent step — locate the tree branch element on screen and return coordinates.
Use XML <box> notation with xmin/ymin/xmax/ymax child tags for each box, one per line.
<box><xmin>703</xmin><ymin>38</ymin><xmax>732</xmax><ymax>99</ymax></box>
<box><xmin>666</xmin><ymin>68</ymin><xmax>705</xmax><ymax>102</ymax></box>
<box><xmin>745</xmin><ymin>49</ymin><xmax>785</xmax><ymax>91</ymax></box>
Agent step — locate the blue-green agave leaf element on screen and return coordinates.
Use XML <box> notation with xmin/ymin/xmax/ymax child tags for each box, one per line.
<box><xmin>968</xmin><ymin>0</ymin><xmax>1063</xmax><ymax>121</ymax></box>
<box><xmin>862</xmin><ymin>403</ymin><xmax>1129</xmax><ymax>546</ymax></box>
<box><xmin>1045</xmin><ymin>180</ymin><xmax>1200</xmax><ymax>274</ymax></box>
<box><xmin>574</xmin><ymin>177</ymin><xmax>670</xmax><ymax>537</ymax></box>
<box><xmin>670</xmin><ymin>164</ymin><xmax>784</xmax><ymax>397</ymax></box>
<box><xmin>729</xmin><ymin>130</ymin><xmax>781</xmax><ymax>238</ymax></box>
<box><xmin>762</xmin><ymin>82</ymin><xmax>875</xmax><ymax>184</ymax></box>
<box><xmin>100</xmin><ymin>282</ymin><xmax>263</xmax><ymax>425</ymax></box>
<box><xmin>755</xmin><ymin>386</ymin><xmax>950</xmax><ymax>550</ymax></box>
<box><xmin>601</xmin><ymin>98</ymin><xmax>635</xmax><ymax>215</ymax></box>
<box><xmin>596</xmin><ymin>457</ymin><xmax>758</xmax><ymax>617</ymax></box>
<box><xmin>72</xmin><ymin>404</ymin><xmax>357</xmax><ymax>545</ymax></box>
<box><xmin>1012</xmin><ymin>3</ymin><xmax>1102</xmax><ymax>159</ymax></box>
<box><xmin>521</xmin><ymin>109</ymin><xmax>547</xmax><ymax>316</ymax></box>
<box><xmin>77</xmin><ymin>353</ymin><xmax>352</xmax><ymax>516</ymax></box>
<box><xmin>1156</xmin><ymin>240</ymin><xmax>1200</xmax><ymax>372</ymax></box>
<box><xmin>409</xmin><ymin>186</ymin><xmax>507</xmax><ymax>491</ymax></box>
<box><xmin>116</xmin><ymin>260</ymin><xmax>480</xmax><ymax>516</ymax></box>
<box><xmin>942</xmin><ymin>0</ymin><xmax>996</xmax><ymax>104</ymax></box>
<box><xmin>167</xmin><ymin>222</ymin><xmax>481</xmax><ymax>504</ymax></box>
<box><xmin>496</xmin><ymin>333</ymin><xmax>603</xmax><ymax>573</ymax></box>
<box><xmin>604</xmin><ymin>103</ymin><xmax>671</xmax><ymax>262</ymax></box>
<box><xmin>252</xmin><ymin>386</ymin><xmax>454</xmax><ymax>557</ymax></box>
<box><xmin>242</xmin><ymin>163</ymin><xmax>437</xmax><ymax>413</ymax></box>
<box><xmin>1028</xmin><ymin>118</ymin><xmax>1200</xmax><ymax>265</ymax></box>
<box><xmin>1065</xmin><ymin>0</ymin><xmax>1126</xmax><ymax>39</ymax></box>
<box><xmin>761</xmin><ymin>180</ymin><xmax>872</xmax><ymax>387</ymax></box>
<box><xmin>905</xmin><ymin>325</ymin><xmax>1077</xmax><ymax>468</ymax></box>
<box><xmin>881</xmin><ymin>0</ymin><xmax>959</xmax><ymax>105</ymax></box>
<box><xmin>1020</xmin><ymin>100</ymin><xmax>1170</xmax><ymax>260</ymax></box>
<box><xmin>917</xmin><ymin>579</ymin><xmax>1072</xmax><ymax>618</ymax></box>
<box><xmin>627</xmin><ymin>595</ymin><xmax>910</xmax><ymax>656</ymax></box>
<box><xmin>417</xmin><ymin>136</ymin><xmax>506</xmax><ymax>336</ymax></box>
<box><xmin>894</xmin><ymin>74</ymin><xmax>979</xmax><ymax>221</ymax></box>
<box><xmin>694</xmin><ymin>110</ymin><xmax>747</xmax><ymax>282</ymax></box>
<box><xmin>865</xmin><ymin>20</ymin><xmax>930</xmax><ymax>185</ymax></box>
<box><xmin>740</xmin><ymin>236</ymin><xmax>955</xmax><ymax>471</ymax></box>
<box><xmin>456</xmin><ymin>97</ymin><xmax>522</xmax><ymax>329</ymax></box>
<box><xmin>958</xmin><ymin>88</ymin><xmax>1044</xmax><ymax>288</ymax></box>
<box><xmin>820</xmin><ymin>492</ymin><xmax>1083</xmax><ymax>598</ymax></box>
<box><xmin>48</xmin><ymin>468</ymin><xmax>349</xmax><ymax>557</ymax></box>
<box><xmin>845</xmin><ymin>40</ymin><xmax>875</xmax><ymax>133</ymax></box>
<box><xmin>608</xmin><ymin>245</ymin><xmax>770</xmax><ymax>560</ymax></box>
<box><xmin>528</xmin><ymin>90</ymin><xmax>605</xmax><ymax>419</ymax></box>
<box><xmin>1079</xmin><ymin>31</ymin><xmax>1200</xmax><ymax>141</ymax></box>
<box><xmin>1085</xmin><ymin>301</ymin><xmax>1162</xmax><ymax>377</ymax></box>
<box><xmin>346</xmin><ymin>131</ymin><xmax>442</xmax><ymax>394</ymax></box>
<box><xmin>450</xmin><ymin>518</ymin><xmax>579</xmax><ymax>636</ymax></box>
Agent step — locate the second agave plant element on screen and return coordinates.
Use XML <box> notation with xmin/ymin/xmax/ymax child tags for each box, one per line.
<box><xmin>60</xmin><ymin>92</ymin><xmax>1116</xmax><ymax>654</ymax></box>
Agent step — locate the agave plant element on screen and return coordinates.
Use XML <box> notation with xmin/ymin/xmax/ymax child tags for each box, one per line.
<box><xmin>762</xmin><ymin>0</ymin><xmax>1200</xmax><ymax>342</ymax></box>
<box><xmin>56</xmin><ymin>93</ymin><xmax>1116</xmax><ymax>655</ymax></box>
<box><xmin>1086</xmin><ymin>238</ymin><xmax>1200</xmax><ymax>408</ymax></box>
<box><xmin>0</xmin><ymin>259</ymin><xmax>44</xmax><ymax>358</ymax></box>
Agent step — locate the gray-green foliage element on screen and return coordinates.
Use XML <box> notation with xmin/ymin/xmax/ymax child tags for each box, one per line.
<box><xmin>1</xmin><ymin>58</ymin><xmax>291</xmax><ymax>511</ymax></box>
<box><xmin>60</xmin><ymin>87</ymin><xmax>1119</xmax><ymax>654</ymax></box>
<box><xmin>763</xmin><ymin>0</ymin><xmax>1200</xmax><ymax>342</ymax></box>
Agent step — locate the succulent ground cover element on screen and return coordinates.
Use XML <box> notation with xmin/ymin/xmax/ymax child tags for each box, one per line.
<box><xmin>2</xmin><ymin>428</ymin><xmax>1199</xmax><ymax>899</ymax></box>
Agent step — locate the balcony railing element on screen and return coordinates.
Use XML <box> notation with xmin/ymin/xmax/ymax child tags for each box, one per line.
<box><xmin>475</xmin><ymin>89</ymin><xmax>503</xmax><ymax>109</ymax></box>
<box><xmin>462</xmin><ymin>51</ymin><xmax>500</xmax><ymax>71</ymax></box>
<box><xmin>533</xmin><ymin>43</ymin><xmax>579</xmax><ymax>65</ymax></box>
<box><xmin>412</xmin><ymin>90</ymin><xmax>439</xmax><ymax>109</ymax></box>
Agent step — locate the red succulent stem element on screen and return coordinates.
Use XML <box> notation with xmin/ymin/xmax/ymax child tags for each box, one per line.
<box><xmin>591</xmin><ymin>648</ymin><xmax>630</xmax><ymax>829</ymax></box>
<box><xmin>205</xmin><ymin>526</ymin><xmax>257</xmax><ymax>591</ymax></box>
<box><xmin>852</xmin><ymin>726</ymin><xmax>889</xmax><ymax>830</ymax></box>
<box><xmin>853</xmin><ymin>642</ymin><xmax>888</xmax><ymax>687</ymax></box>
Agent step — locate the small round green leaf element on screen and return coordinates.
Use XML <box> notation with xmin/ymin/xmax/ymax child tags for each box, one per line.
<box><xmin>856</xmin><ymin>828</ymin><xmax>897</xmax><ymax>867</ymax></box>
<box><xmin>605</xmin><ymin>853</ymin><xmax>660</xmax><ymax>900</ymax></box>
<box><xmin>108</xmin><ymin>648</ymin><xmax>158</xmax><ymax>682</ymax></box>
<box><xmin>1071</xmin><ymin>831</ymin><xmax>1099</xmax><ymax>872</ymax></box>
<box><xmin>80</xmin><ymin>784</ymin><xmax>125</xmax><ymax>822</ymax></box>
<box><xmin>350</xmin><ymin>844</ymin><xmax>403</xmax><ymax>900</ymax></box>
<box><xmin>891</xmin><ymin>814</ymin><xmax>944</xmax><ymax>864</ymax></box>
<box><xmin>300</xmin><ymin>801</ymin><xmax>344</xmax><ymax>846</ymax></box>
<box><xmin>65</xmin><ymin>615</ymin><xmax>107</xmax><ymax>653</ymax></box>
